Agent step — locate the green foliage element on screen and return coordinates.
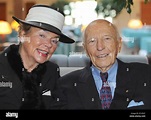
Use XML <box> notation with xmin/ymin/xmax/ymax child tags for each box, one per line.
<box><xmin>51</xmin><ymin>0</ymin><xmax>71</xmax><ymax>14</ymax></box>
<box><xmin>95</xmin><ymin>0</ymin><xmax>150</xmax><ymax>18</ymax></box>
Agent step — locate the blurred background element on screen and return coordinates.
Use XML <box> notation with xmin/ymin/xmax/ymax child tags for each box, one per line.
<box><xmin>0</xmin><ymin>0</ymin><xmax>151</xmax><ymax>56</ymax></box>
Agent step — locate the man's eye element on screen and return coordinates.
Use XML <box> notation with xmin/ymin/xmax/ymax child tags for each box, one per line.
<box><xmin>39</xmin><ymin>34</ymin><xmax>45</xmax><ymax>38</ymax></box>
<box><xmin>105</xmin><ymin>37</ymin><xmax>110</xmax><ymax>40</ymax></box>
<box><xmin>89</xmin><ymin>38</ymin><xmax>96</xmax><ymax>42</ymax></box>
<box><xmin>103</xmin><ymin>36</ymin><xmax>112</xmax><ymax>41</ymax></box>
<box><xmin>88</xmin><ymin>38</ymin><xmax>96</xmax><ymax>44</ymax></box>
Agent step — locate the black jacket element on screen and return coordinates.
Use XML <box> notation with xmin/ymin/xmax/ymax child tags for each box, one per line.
<box><xmin>52</xmin><ymin>59</ymin><xmax>151</xmax><ymax>109</ymax></box>
<box><xmin>0</xmin><ymin>44</ymin><xmax>60</xmax><ymax>109</ymax></box>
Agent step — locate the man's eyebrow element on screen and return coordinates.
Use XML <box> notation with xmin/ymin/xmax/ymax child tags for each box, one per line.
<box><xmin>103</xmin><ymin>35</ymin><xmax>113</xmax><ymax>37</ymax></box>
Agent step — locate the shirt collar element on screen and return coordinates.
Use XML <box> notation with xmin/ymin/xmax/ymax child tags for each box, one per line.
<box><xmin>91</xmin><ymin>59</ymin><xmax>118</xmax><ymax>82</ymax></box>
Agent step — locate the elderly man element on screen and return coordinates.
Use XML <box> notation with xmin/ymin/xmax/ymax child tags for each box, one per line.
<box><xmin>52</xmin><ymin>19</ymin><xmax>151</xmax><ymax>110</ymax></box>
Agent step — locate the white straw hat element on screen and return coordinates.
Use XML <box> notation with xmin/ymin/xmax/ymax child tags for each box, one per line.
<box><xmin>12</xmin><ymin>4</ymin><xmax>75</xmax><ymax>43</ymax></box>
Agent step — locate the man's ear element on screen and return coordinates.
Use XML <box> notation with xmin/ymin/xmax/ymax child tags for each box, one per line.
<box><xmin>82</xmin><ymin>42</ymin><xmax>87</xmax><ymax>54</ymax></box>
<box><xmin>82</xmin><ymin>42</ymin><xmax>89</xmax><ymax>57</ymax></box>
<box><xmin>82</xmin><ymin>42</ymin><xmax>85</xmax><ymax>50</ymax></box>
<box><xmin>118</xmin><ymin>37</ymin><xmax>122</xmax><ymax>53</ymax></box>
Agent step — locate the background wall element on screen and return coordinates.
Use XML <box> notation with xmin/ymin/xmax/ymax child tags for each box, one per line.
<box><xmin>0</xmin><ymin>0</ymin><xmax>150</xmax><ymax>29</ymax></box>
<box><xmin>0</xmin><ymin>0</ymin><xmax>56</xmax><ymax>23</ymax></box>
<box><xmin>0</xmin><ymin>0</ymin><xmax>150</xmax><ymax>36</ymax></box>
<box><xmin>113</xmin><ymin>0</ymin><xmax>142</xmax><ymax>34</ymax></box>
<box><xmin>113</xmin><ymin>0</ymin><xmax>151</xmax><ymax>33</ymax></box>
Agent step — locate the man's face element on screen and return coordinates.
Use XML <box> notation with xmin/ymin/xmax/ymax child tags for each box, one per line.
<box><xmin>84</xmin><ymin>20</ymin><xmax>122</xmax><ymax>72</ymax></box>
<box><xmin>20</xmin><ymin>27</ymin><xmax>60</xmax><ymax>64</ymax></box>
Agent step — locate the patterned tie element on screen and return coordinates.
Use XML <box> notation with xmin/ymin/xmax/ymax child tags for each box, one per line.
<box><xmin>100</xmin><ymin>72</ymin><xmax>112</xmax><ymax>109</ymax></box>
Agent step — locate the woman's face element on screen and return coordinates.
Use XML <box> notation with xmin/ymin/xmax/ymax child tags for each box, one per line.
<box><xmin>20</xmin><ymin>27</ymin><xmax>59</xmax><ymax>64</ymax></box>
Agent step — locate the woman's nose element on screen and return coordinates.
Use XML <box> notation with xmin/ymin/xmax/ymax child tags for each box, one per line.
<box><xmin>44</xmin><ymin>39</ymin><xmax>53</xmax><ymax>48</ymax></box>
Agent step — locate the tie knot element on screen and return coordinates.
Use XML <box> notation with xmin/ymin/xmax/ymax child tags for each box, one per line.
<box><xmin>100</xmin><ymin>72</ymin><xmax>108</xmax><ymax>82</ymax></box>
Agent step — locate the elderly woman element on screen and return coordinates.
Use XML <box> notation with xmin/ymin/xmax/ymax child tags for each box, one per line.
<box><xmin>0</xmin><ymin>4</ymin><xmax>74</xmax><ymax>109</ymax></box>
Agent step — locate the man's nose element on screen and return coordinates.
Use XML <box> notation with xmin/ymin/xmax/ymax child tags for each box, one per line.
<box><xmin>97</xmin><ymin>40</ymin><xmax>105</xmax><ymax>51</ymax></box>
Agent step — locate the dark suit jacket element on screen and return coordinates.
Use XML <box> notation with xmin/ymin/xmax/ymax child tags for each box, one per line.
<box><xmin>0</xmin><ymin>45</ymin><xmax>60</xmax><ymax>109</ymax></box>
<box><xmin>52</xmin><ymin>59</ymin><xmax>151</xmax><ymax>109</ymax></box>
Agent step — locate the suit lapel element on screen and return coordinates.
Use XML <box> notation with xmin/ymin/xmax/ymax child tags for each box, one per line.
<box><xmin>76</xmin><ymin>66</ymin><xmax>102</xmax><ymax>109</ymax></box>
<box><xmin>74</xmin><ymin>61</ymin><xmax>134</xmax><ymax>109</ymax></box>
<box><xmin>110</xmin><ymin>59</ymin><xmax>135</xmax><ymax>109</ymax></box>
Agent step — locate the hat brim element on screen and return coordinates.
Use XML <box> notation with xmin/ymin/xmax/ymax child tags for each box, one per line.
<box><xmin>12</xmin><ymin>16</ymin><xmax>75</xmax><ymax>43</ymax></box>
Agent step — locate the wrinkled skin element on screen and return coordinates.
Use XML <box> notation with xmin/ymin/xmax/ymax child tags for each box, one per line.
<box><xmin>19</xmin><ymin>27</ymin><xmax>60</xmax><ymax>72</ymax></box>
<box><xmin>83</xmin><ymin>19</ymin><xmax>122</xmax><ymax>72</ymax></box>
